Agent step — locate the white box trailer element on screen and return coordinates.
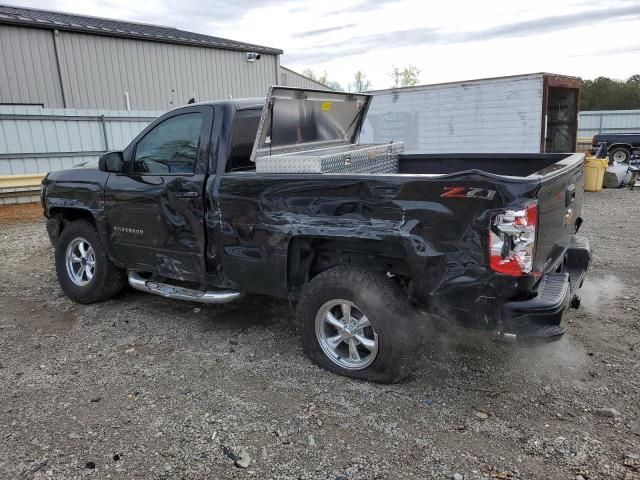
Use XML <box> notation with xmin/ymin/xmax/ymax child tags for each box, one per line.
<box><xmin>360</xmin><ymin>73</ymin><xmax>580</xmax><ymax>154</ymax></box>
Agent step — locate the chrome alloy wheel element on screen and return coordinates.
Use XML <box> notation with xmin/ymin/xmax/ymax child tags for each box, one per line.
<box><xmin>65</xmin><ymin>237</ymin><xmax>96</xmax><ymax>286</ymax></box>
<box><xmin>315</xmin><ymin>299</ymin><xmax>379</xmax><ymax>370</ymax></box>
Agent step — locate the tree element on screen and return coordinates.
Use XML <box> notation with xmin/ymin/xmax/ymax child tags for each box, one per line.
<box><xmin>302</xmin><ymin>69</ymin><xmax>328</xmax><ymax>85</ymax></box>
<box><xmin>390</xmin><ymin>65</ymin><xmax>421</xmax><ymax>88</ymax></box>
<box><xmin>301</xmin><ymin>69</ymin><xmax>344</xmax><ymax>91</ymax></box>
<box><xmin>580</xmin><ymin>75</ymin><xmax>640</xmax><ymax>110</ymax></box>
<box><xmin>325</xmin><ymin>80</ymin><xmax>345</xmax><ymax>92</ymax></box>
<box><xmin>350</xmin><ymin>70</ymin><xmax>372</xmax><ymax>92</ymax></box>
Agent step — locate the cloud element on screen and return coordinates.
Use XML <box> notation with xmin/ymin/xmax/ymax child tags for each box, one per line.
<box><xmin>285</xmin><ymin>27</ymin><xmax>439</xmax><ymax>64</ymax></box>
<box><xmin>293</xmin><ymin>24</ymin><xmax>357</xmax><ymax>38</ymax></box>
<box><xmin>324</xmin><ymin>0</ymin><xmax>400</xmax><ymax>16</ymax></box>
<box><xmin>123</xmin><ymin>0</ymin><xmax>299</xmax><ymax>31</ymax></box>
<box><xmin>575</xmin><ymin>0</ymin><xmax>639</xmax><ymax>6</ymax></box>
<box><xmin>462</xmin><ymin>4</ymin><xmax>640</xmax><ymax>42</ymax></box>
<box><xmin>285</xmin><ymin>4</ymin><xmax>640</xmax><ymax>64</ymax></box>
<box><xmin>573</xmin><ymin>43</ymin><xmax>640</xmax><ymax>57</ymax></box>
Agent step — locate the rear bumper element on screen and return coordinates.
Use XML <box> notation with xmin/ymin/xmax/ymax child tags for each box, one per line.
<box><xmin>501</xmin><ymin>236</ymin><xmax>590</xmax><ymax>342</ymax></box>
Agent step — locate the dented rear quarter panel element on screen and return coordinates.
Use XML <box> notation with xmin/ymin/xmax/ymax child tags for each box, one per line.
<box><xmin>215</xmin><ymin>171</ymin><xmax>543</xmax><ymax>322</ymax></box>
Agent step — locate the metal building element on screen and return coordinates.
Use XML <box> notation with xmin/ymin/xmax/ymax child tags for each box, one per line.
<box><xmin>0</xmin><ymin>4</ymin><xmax>283</xmax><ymax>110</ymax></box>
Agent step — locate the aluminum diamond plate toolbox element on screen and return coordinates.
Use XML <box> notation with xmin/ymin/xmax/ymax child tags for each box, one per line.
<box><xmin>255</xmin><ymin>142</ymin><xmax>404</xmax><ymax>174</ymax></box>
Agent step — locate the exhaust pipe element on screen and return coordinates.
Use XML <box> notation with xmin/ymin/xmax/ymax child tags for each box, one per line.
<box><xmin>494</xmin><ymin>331</ymin><xmax>517</xmax><ymax>343</ymax></box>
<box><xmin>499</xmin><ymin>332</ymin><xmax>517</xmax><ymax>344</ymax></box>
<box><xmin>128</xmin><ymin>272</ymin><xmax>242</xmax><ymax>304</ymax></box>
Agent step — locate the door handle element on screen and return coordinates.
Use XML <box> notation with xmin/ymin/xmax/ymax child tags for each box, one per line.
<box><xmin>175</xmin><ymin>191</ymin><xmax>199</xmax><ymax>199</ymax></box>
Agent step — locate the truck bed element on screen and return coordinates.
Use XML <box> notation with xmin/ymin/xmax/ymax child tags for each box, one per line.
<box><xmin>245</xmin><ymin>151</ymin><xmax>583</xmax><ymax>179</ymax></box>
<box><xmin>398</xmin><ymin>153</ymin><xmax>571</xmax><ymax>177</ymax></box>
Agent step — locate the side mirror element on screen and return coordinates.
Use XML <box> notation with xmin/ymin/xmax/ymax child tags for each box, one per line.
<box><xmin>98</xmin><ymin>151</ymin><xmax>124</xmax><ymax>173</ymax></box>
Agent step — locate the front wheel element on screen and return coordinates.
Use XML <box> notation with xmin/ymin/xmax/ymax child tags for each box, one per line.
<box><xmin>55</xmin><ymin>220</ymin><xmax>126</xmax><ymax>304</ymax></box>
<box><xmin>296</xmin><ymin>267</ymin><xmax>422</xmax><ymax>383</ymax></box>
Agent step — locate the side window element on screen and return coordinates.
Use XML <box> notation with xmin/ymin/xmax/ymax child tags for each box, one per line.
<box><xmin>226</xmin><ymin>109</ymin><xmax>261</xmax><ymax>172</ymax></box>
<box><xmin>134</xmin><ymin>113</ymin><xmax>204</xmax><ymax>174</ymax></box>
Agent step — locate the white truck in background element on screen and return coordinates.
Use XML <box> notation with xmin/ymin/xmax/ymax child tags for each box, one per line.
<box><xmin>361</xmin><ymin>73</ymin><xmax>580</xmax><ymax>154</ymax></box>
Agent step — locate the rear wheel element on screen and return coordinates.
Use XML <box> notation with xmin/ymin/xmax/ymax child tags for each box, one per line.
<box><xmin>296</xmin><ymin>266</ymin><xmax>422</xmax><ymax>383</ymax></box>
<box><xmin>610</xmin><ymin>147</ymin><xmax>630</xmax><ymax>164</ymax></box>
<box><xmin>55</xmin><ymin>220</ymin><xmax>126</xmax><ymax>304</ymax></box>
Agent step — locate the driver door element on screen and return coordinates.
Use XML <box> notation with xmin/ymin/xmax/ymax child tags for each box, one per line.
<box><xmin>104</xmin><ymin>106</ymin><xmax>213</xmax><ymax>282</ymax></box>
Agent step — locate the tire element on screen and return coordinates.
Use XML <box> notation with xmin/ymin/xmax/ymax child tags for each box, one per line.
<box><xmin>55</xmin><ymin>220</ymin><xmax>126</xmax><ymax>304</ymax></box>
<box><xmin>296</xmin><ymin>266</ymin><xmax>422</xmax><ymax>383</ymax></box>
<box><xmin>609</xmin><ymin>147</ymin><xmax>630</xmax><ymax>164</ymax></box>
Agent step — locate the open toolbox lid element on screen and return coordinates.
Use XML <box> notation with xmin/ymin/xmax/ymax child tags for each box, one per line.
<box><xmin>250</xmin><ymin>86</ymin><xmax>372</xmax><ymax>162</ymax></box>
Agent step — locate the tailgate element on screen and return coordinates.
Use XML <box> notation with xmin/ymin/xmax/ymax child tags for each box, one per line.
<box><xmin>534</xmin><ymin>154</ymin><xmax>585</xmax><ymax>273</ymax></box>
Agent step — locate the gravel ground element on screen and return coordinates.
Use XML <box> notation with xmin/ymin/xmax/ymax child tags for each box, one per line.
<box><xmin>0</xmin><ymin>189</ymin><xmax>639</xmax><ymax>480</ymax></box>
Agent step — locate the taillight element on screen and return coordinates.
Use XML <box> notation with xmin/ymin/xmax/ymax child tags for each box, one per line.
<box><xmin>489</xmin><ymin>202</ymin><xmax>538</xmax><ymax>276</ymax></box>
<box><xmin>592</xmin><ymin>135</ymin><xmax>597</xmax><ymax>146</ymax></box>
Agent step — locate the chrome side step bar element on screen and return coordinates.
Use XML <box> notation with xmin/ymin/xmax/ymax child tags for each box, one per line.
<box><xmin>128</xmin><ymin>272</ymin><xmax>242</xmax><ymax>304</ymax></box>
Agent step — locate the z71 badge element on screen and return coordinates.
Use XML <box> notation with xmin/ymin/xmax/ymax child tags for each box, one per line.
<box><xmin>441</xmin><ymin>187</ymin><xmax>497</xmax><ymax>200</ymax></box>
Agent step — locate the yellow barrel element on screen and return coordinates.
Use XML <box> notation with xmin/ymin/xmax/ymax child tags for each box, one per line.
<box><xmin>583</xmin><ymin>157</ymin><xmax>608</xmax><ymax>192</ymax></box>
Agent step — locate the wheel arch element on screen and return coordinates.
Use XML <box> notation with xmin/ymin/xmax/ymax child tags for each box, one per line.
<box><xmin>46</xmin><ymin>207</ymin><xmax>120</xmax><ymax>267</ymax></box>
<box><xmin>286</xmin><ymin>236</ymin><xmax>412</xmax><ymax>300</ymax></box>
<box><xmin>46</xmin><ymin>207</ymin><xmax>97</xmax><ymax>245</ymax></box>
<box><xmin>608</xmin><ymin>143</ymin><xmax>632</xmax><ymax>152</ymax></box>
<box><xmin>49</xmin><ymin>206</ymin><xmax>97</xmax><ymax>224</ymax></box>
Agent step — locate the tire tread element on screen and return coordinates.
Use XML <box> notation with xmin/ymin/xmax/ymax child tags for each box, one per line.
<box><xmin>296</xmin><ymin>266</ymin><xmax>421</xmax><ymax>383</ymax></box>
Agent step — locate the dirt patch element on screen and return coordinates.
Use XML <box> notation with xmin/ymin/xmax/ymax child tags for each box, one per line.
<box><xmin>0</xmin><ymin>296</ymin><xmax>77</xmax><ymax>333</ymax></box>
<box><xmin>0</xmin><ymin>202</ymin><xmax>43</xmax><ymax>224</ymax></box>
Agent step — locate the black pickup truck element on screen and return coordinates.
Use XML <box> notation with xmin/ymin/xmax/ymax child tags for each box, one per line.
<box><xmin>42</xmin><ymin>87</ymin><xmax>590</xmax><ymax>383</ymax></box>
<box><xmin>591</xmin><ymin>133</ymin><xmax>640</xmax><ymax>163</ymax></box>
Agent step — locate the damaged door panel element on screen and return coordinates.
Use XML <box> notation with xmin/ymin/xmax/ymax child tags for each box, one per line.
<box><xmin>104</xmin><ymin>106</ymin><xmax>213</xmax><ymax>282</ymax></box>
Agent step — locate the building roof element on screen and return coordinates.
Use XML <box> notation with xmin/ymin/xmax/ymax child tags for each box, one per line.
<box><xmin>0</xmin><ymin>4</ymin><xmax>282</xmax><ymax>55</ymax></box>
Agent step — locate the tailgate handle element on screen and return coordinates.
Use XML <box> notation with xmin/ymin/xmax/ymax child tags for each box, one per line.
<box><xmin>565</xmin><ymin>184</ymin><xmax>576</xmax><ymax>207</ymax></box>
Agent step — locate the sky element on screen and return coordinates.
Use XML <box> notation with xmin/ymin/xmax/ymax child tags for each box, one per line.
<box><xmin>11</xmin><ymin>0</ymin><xmax>640</xmax><ymax>90</ymax></box>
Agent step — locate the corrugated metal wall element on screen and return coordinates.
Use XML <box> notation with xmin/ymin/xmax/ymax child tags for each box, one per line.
<box><xmin>279</xmin><ymin>67</ymin><xmax>332</xmax><ymax>91</ymax></box>
<box><xmin>578</xmin><ymin>110</ymin><xmax>640</xmax><ymax>137</ymax></box>
<box><xmin>0</xmin><ymin>25</ymin><xmax>64</xmax><ymax>107</ymax></box>
<box><xmin>361</xmin><ymin>75</ymin><xmax>544</xmax><ymax>153</ymax></box>
<box><xmin>0</xmin><ymin>24</ymin><xmax>279</xmax><ymax>110</ymax></box>
<box><xmin>0</xmin><ymin>105</ymin><xmax>160</xmax><ymax>175</ymax></box>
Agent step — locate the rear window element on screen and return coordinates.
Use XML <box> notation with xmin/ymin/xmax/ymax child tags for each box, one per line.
<box><xmin>226</xmin><ymin>109</ymin><xmax>261</xmax><ymax>172</ymax></box>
